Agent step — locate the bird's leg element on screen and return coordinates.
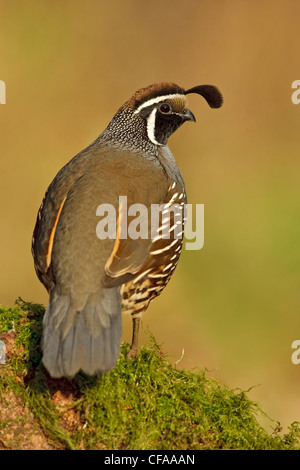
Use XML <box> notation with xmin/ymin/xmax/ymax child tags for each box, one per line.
<box><xmin>126</xmin><ymin>315</ymin><xmax>141</xmax><ymax>360</ymax></box>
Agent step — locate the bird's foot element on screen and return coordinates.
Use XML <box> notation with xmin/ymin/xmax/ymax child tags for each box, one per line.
<box><xmin>126</xmin><ymin>346</ymin><xmax>139</xmax><ymax>361</ymax></box>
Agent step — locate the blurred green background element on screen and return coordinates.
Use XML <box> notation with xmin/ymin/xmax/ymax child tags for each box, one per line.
<box><xmin>1</xmin><ymin>0</ymin><xmax>300</xmax><ymax>431</ymax></box>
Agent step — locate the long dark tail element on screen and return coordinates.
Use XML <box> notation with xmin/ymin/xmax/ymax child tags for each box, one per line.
<box><xmin>41</xmin><ymin>287</ymin><xmax>122</xmax><ymax>378</ymax></box>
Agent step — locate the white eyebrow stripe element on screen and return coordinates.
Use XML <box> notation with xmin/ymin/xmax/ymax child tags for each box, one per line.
<box><xmin>134</xmin><ymin>94</ymin><xmax>185</xmax><ymax>114</ymax></box>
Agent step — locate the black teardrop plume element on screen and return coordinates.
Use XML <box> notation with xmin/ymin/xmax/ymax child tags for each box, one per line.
<box><xmin>185</xmin><ymin>85</ymin><xmax>223</xmax><ymax>109</ymax></box>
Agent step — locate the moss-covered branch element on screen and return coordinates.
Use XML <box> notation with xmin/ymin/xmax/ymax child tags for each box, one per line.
<box><xmin>0</xmin><ymin>299</ymin><xmax>299</xmax><ymax>450</ymax></box>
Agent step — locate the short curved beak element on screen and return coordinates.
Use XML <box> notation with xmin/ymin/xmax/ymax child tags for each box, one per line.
<box><xmin>181</xmin><ymin>108</ymin><xmax>196</xmax><ymax>123</ymax></box>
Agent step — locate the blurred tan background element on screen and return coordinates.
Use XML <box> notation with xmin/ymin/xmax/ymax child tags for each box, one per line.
<box><xmin>1</xmin><ymin>0</ymin><xmax>300</xmax><ymax>432</ymax></box>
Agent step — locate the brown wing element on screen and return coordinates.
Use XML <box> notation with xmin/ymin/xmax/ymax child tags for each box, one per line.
<box><xmin>101</xmin><ymin>156</ymin><xmax>172</xmax><ymax>288</ymax></box>
<box><xmin>102</xmin><ymin>202</ymin><xmax>154</xmax><ymax>287</ymax></box>
<box><xmin>102</xmin><ymin>177</ymin><xmax>187</xmax><ymax>290</ymax></box>
<box><xmin>32</xmin><ymin>191</ymin><xmax>67</xmax><ymax>291</ymax></box>
<box><xmin>31</xmin><ymin>152</ymin><xmax>88</xmax><ymax>291</ymax></box>
<box><xmin>107</xmin><ymin>179</ymin><xmax>187</xmax><ymax>316</ymax></box>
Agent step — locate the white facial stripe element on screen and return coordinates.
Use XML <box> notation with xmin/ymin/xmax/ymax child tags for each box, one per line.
<box><xmin>134</xmin><ymin>93</ymin><xmax>184</xmax><ymax>114</ymax></box>
<box><xmin>147</xmin><ymin>108</ymin><xmax>162</xmax><ymax>146</ymax></box>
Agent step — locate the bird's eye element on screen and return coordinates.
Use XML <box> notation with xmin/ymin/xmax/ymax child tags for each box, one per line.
<box><xmin>159</xmin><ymin>103</ymin><xmax>171</xmax><ymax>114</ymax></box>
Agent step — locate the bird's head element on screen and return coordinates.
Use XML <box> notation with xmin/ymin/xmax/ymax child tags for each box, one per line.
<box><xmin>103</xmin><ymin>82</ymin><xmax>223</xmax><ymax>151</ymax></box>
<box><xmin>126</xmin><ymin>82</ymin><xmax>223</xmax><ymax>146</ymax></box>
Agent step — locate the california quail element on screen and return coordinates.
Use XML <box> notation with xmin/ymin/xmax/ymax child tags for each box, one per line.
<box><xmin>32</xmin><ymin>82</ymin><xmax>222</xmax><ymax>378</ymax></box>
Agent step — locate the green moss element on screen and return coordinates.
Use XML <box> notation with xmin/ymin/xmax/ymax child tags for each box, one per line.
<box><xmin>0</xmin><ymin>298</ymin><xmax>300</xmax><ymax>450</ymax></box>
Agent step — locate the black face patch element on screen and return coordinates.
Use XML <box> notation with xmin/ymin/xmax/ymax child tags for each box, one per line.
<box><xmin>154</xmin><ymin>111</ymin><xmax>185</xmax><ymax>146</ymax></box>
<box><xmin>134</xmin><ymin>94</ymin><xmax>190</xmax><ymax>146</ymax></box>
